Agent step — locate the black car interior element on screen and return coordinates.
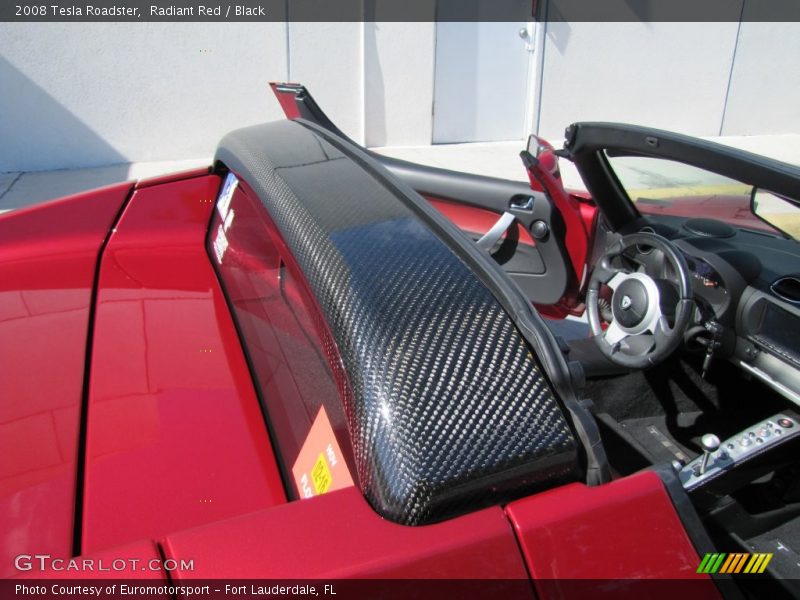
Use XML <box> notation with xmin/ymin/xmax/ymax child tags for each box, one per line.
<box><xmin>565</xmin><ymin>124</ymin><xmax>800</xmax><ymax>597</ymax></box>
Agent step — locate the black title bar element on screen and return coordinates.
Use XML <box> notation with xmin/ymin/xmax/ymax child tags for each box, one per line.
<box><xmin>2</xmin><ymin>0</ymin><xmax>800</xmax><ymax>23</ymax></box>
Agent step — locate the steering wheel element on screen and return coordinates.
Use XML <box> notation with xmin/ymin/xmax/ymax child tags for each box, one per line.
<box><xmin>586</xmin><ymin>232</ymin><xmax>694</xmax><ymax>369</ymax></box>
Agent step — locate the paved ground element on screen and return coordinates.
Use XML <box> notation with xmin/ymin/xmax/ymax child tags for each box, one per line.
<box><xmin>2</xmin><ymin>134</ymin><xmax>800</xmax><ymax>213</ymax></box>
<box><xmin>0</xmin><ymin>158</ymin><xmax>209</xmax><ymax>213</ymax></box>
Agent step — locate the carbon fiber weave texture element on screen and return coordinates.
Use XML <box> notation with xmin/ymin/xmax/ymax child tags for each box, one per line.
<box><xmin>215</xmin><ymin>119</ymin><xmax>579</xmax><ymax>525</ymax></box>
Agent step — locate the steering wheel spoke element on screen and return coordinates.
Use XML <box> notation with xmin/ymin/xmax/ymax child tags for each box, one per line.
<box><xmin>606</xmin><ymin>271</ymin><xmax>627</xmax><ymax>292</ymax></box>
<box><xmin>621</xmin><ymin>332</ymin><xmax>655</xmax><ymax>356</ymax></box>
<box><xmin>604</xmin><ymin>320</ymin><xmax>628</xmax><ymax>346</ymax></box>
<box><xmin>651</xmin><ymin>315</ymin><xmax>675</xmax><ymax>348</ymax></box>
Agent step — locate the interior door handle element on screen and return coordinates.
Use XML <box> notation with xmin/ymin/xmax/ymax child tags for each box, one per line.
<box><xmin>476</xmin><ymin>211</ymin><xmax>516</xmax><ymax>252</ymax></box>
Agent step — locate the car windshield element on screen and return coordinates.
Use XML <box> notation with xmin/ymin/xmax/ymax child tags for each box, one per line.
<box><xmin>604</xmin><ymin>153</ymin><xmax>793</xmax><ymax>238</ymax></box>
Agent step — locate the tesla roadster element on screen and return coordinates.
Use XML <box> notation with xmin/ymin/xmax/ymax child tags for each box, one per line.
<box><xmin>2</xmin><ymin>83</ymin><xmax>799</xmax><ymax>598</ymax></box>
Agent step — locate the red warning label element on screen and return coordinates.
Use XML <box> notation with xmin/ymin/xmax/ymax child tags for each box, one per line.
<box><xmin>292</xmin><ymin>406</ymin><xmax>354</xmax><ymax>498</ymax></box>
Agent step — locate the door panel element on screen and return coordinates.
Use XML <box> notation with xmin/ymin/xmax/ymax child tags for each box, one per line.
<box><xmin>381</xmin><ymin>155</ymin><xmax>572</xmax><ymax>305</ymax></box>
<box><xmin>427</xmin><ymin>196</ymin><xmax>546</xmax><ymax>275</ymax></box>
<box><xmin>433</xmin><ymin>21</ymin><xmax>532</xmax><ymax>143</ymax></box>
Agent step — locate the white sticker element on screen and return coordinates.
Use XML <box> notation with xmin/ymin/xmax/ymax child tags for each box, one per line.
<box><xmin>223</xmin><ymin>208</ymin><xmax>235</xmax><ymax>232</ymax></box>
<box><xmin>216</xmin><ymin>172</ymin><xmax>238</xmax><ymax>219</ymax></box>
<box><xmin>212</xmin><ymin>224</ymin><xmax>229</xmax><ymax>264</ymax></box>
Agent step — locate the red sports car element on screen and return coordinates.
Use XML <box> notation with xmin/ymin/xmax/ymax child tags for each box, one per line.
<box><xmin>3</xmin><ymin>83</ymin><xmax>800</xmax><ymax>599</ymax></box>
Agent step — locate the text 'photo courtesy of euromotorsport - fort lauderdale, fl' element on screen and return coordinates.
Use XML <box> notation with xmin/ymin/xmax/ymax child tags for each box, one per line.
<box><xmin>15</xmin><ymin>583</ymin><xmax>331</xmax><ymax>597</ymax></box>
<box><xmin>2</xmin><ymin>1</ymin><xmax>800</xmax><ymax>599</ymax></box>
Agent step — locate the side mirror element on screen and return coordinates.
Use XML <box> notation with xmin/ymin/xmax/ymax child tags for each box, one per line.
<box><xmin>526</xmin><ymin>134</ymin><xmax>560</xmax><ymax>181</ymax></box>
<box><xmin>751</xmin><ymin>187</ymin><xmax>799</xmax><ymax>239</ymax></box>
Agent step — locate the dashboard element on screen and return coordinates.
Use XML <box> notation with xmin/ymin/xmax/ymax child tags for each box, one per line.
<box><xmin>617</xmin><ymin>214</ymin><xmax>800</xmax><ymax>405</ymax></box>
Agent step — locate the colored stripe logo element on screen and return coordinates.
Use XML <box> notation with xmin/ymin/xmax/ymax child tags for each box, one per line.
<box><xmin>697</xmin><ymin>553</ymin><xmax>773</xmax><ymax>574</ymax></box>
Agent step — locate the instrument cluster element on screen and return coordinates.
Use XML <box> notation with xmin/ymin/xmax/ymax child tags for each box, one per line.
<box><xmin>684</xmin><ymin>254</ymin><xmax>729</xmax><ymax>308</ymax></box>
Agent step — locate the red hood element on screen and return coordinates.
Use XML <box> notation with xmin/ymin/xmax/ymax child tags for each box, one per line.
<box><xmin>0</xmin><ymin>183</ymin><xmax>131</xmax><ymax>577</ymax></box>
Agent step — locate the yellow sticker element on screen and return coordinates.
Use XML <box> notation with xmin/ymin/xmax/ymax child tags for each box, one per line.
<box><xmin>292</xmin><ymin>406</ymin><xmax>354</xmax><ymax>499</ymax></box>
<box><xmin>311</xmin><ymin>453</ymin><xmax>332</xmax><ymax>495</ymax></box>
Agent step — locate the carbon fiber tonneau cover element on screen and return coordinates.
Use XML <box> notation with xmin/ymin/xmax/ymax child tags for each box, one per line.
<box><xmin>215</xmin><ymin>119</ymin><xmax>580</xmax><ymax>525</ymax></box>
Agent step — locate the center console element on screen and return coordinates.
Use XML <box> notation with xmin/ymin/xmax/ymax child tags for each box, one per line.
<box><xmin>678</xmin><ymin>412</ymin><xmax>800</xmax><ymax>595</ymax></box>
<box><xmin>680</xmin><ymin>413</ymin><xmax>800</xmax><ymax>492</ymax></box>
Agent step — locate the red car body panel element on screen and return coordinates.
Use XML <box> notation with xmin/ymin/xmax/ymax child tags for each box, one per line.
<box><xmin>81</xmin><ymin>174</ymin><xmax>286</xmax><ymax>554</ymax></box>
<box><xmin>0</xmin><ymin>183</ymin><xmax>131</xmax><ymax>577</ymax></box>
<box><xmin>134</xmin><ymin>166</ymin><xmax>212</xmax><ymax>189</ymax></box>
<box><xmin>269</xmin><ymin>82</ymin><xmax>303</xmax><ymax>120</ymax></box>
<box><xmin>507</xmin><ymin>471</ymin><xmax>709</xmax><ymax>582</ymax></box>
<box><xmin>157</xmin><ymin>472</ymin><xmax>715</xmax><ymax>591</ymax></box>
<box><xmin>163</xmin><ymin>487</ymin><xmax>531</xmax><ymax>581</ymax></box>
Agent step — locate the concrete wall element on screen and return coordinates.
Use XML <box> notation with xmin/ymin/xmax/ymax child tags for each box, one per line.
<box><xmin>1</xmin><ymin>20</ymin><xmax>798</xmax><ymax>173</ymax></box>
<box><xmin>721</xmin><ymin>22</ymin><xmax>800</xmax><ymax>136</ymax></box>
<box><xmin>0</xmin><ymin>22</ymin><xmax>436</xmax><ymax>172</ymax></box>
<box><xmin>364</xmin><ymin>22</ymin><xmax>435</xmax><ymax>148</ymax></box>
<box><xmin>288</xmin><ymin>22</ymin><xmax>363</xmax><ymax>144</ymax></box>
<box><xmin>533</xmin><ymin>19</ymin><xmax>800</xmax><ymax>142</ymax></box>
<box><xmin>0</xmin><ymin>23</ymin><xmax>288</xmax><ymax>172</ymax></box>
<box><xmin>534</xmin><ymin>22</ymin><xmax>741</xmax><ymax>141</ymax></box>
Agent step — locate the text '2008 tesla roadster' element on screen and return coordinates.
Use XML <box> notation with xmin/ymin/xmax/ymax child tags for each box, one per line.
<box><xmin>2</xmin><ymin>83</ymin><xmax>800</xmax><ymax>599</ymax></box>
